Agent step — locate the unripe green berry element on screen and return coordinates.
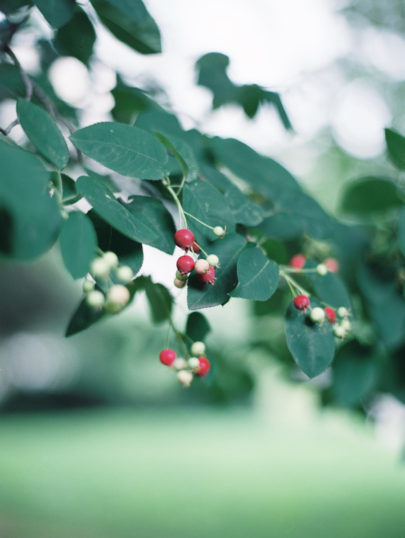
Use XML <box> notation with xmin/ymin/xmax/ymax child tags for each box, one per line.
<box><xmin>175</xmin><ymin>270</ymin><xmax>188</xmax><ymax>281</ymax></box>
<box><xmin>174</xmin><ymin>278</ymin><xmax>187</xmax><ymax>289</ymax></box>
<box><xmin>173</xmin><ymin>357</ymin><xmax>188</xmax><ymax>370</ymax></box>
<box><xmin>103</xmin><ymin>251</ymin><xmax>119</xmax><ymax>268</ymax></box>
<box><xmin>82</xmin><ymin>279</ymin><xmax>95</xmax><ymax>293</ymax></box>
<box><xmin>116</xmin><ymin>265</ymin><xmax>133</xmax><ymax>283</ymax></box>
<box><xmin>206</xmin><ymin>254</ymin><xmax>219</xmax><ymax>267</ymax></box>
<box><xmin>213</xmin><ymin>226</ymin><xmax>225</xmax><ymax>237</ymax></box>
<box><xmin>191</xmin><ymin>341</ymin><xmax>206</xmax><ymax>356</ymax></box>
<box><xmin>337</xmin><ymin>307</ymin><xmax>348</xmax><ymax>319</ymax></box>
<box><xmin>91</xmin><ymin>257</ymin><xmax>110</xmax><ymax>280</ymax></box>
<box><xmin>316</xmin><ymin>263</ymin><xmax>328</xmax><ymax>276</ymax></box>
<box><xmin>188</xmin><ymin>357</ymin><xmax>200</xmax><ymax>370</ymax></box>
<box><xmin>310</xmin><ymin>307</ymin><xmax>325</xmax><ymax>323</ymax></box>
<box><xmin>177</xmin><ymin>370</ymin><xmax>193</xmax><ymax>387</ymax></box>
<box><xmin>86</xmin><ymin>290</ymin><xmax>105</xmax><ymax>310</ymax></box>
<box><xmin>105</xmin><ymin>284</ymin><xmax>130</xmax><ymax>313</ymax></box>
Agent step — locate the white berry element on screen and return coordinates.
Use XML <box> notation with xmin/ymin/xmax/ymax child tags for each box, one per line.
<box><xmin>116</xmin><ymin>265</ymin><xmax>133</xmax><ymax>283</ymax></box>
<box><xmin>213</xmin><ymin>226</ymin><xmax>225</xmax><ymax>237</ymax></box>
<box><xmin>90</xmin><ymin>257</ymin><xmax>110</xmax><ymax>280</ymax></box>
<box><xmin>188</xmin><ymin>357</ymin><xmax>200</xmax><ymax>370</ymax></box>
<box><xmin>333</xmin><ymin>325</ymin><xmax>346</xmax><ymax>338</ymax></box>
<box><xmin>173</xmin><ymin>357</ymin><xmax>188</xmax><ymax>370</ymax></box>
<box><xmin>206</xmin><ymin>254</ymin><xmax>219</xmax><ymax>267</ymax></box>
<box><xmin>82</xmin><ymin>279</ymin><xmax>95</xmax><ymax>293</ymax></box>
<box><xmin>337</xmin><ymin>307</ymin><xmax>349</xmax><ymax>319</ymax></box>
<box><xmin>310</xmin><ymin>307</ymin><xmax>325</xmax><ymax>323</ymax></box>
<box><xmin>195</xmin><ymin>259</ymin><xmax>210</xmax><ymax>275</ymax></box>
<box><xmin>86</xmin><ymin>290</ymin><xmax>105</xmax><ymax>310</ymax></box>
<box><xmin>103</xmin><ymin>251</ymin><xmax>119</xmax><ymax>268</ymax></box>
<box><xmin>177</xmin><ymin>370</ymin><xmax>193</xmax><ymax>387</ymax></box>
<box><xmin>340</xmin><ymin>319</ymin><xmax>352</xmax><ymax>332</ymax></box>
<box><xmin>105</xmin><ymin>284</ymin><xmax>130</xmax><ymax>313</ymax></box>
<box><xmin>191</xmin><ymin>341</ymin><xmax>206</xmax><ymax>356</ymax></box>
<box><xmin>316</xmin><ymin>263</ymin><xmax>328</xmax><ymax>276</ymax></box>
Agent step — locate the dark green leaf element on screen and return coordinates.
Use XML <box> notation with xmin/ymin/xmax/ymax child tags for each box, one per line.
<box><xmin>65</xmin><ymin>297</ymin><xmax>105</xmax><ymax>336</ymax></box>
<box><xmin>196</xmin><ymin>53</ymin><xmax>237</xmax><ymax>108</ymax></box>
<box><xmin>84</xmin><ymin>168</ymin><xmax>118</xmax><ymax>193</ymax></box>
<box><xmin>285</xmin><ymin>300</ymin><xmax>335</xmax><ymax>378</ymax></box>
<box><xmin>91</xmin><ymin>0</ymin><xmax>161</xmax><ymax>54</ymax></box>
<box><xmin>185</xmin><ymin>312</ymin><xmax>211</xmax><ymax>342</ymax></box>
<box><xmin>398</xmin><ymin>206</ymin><xmax>405</xmax><ymax>257</ymax></box>
<box><xmin>111</xmin><ymin>78</ymin><xmax>158</xmax><ymax>123</ymax></box>
<box><xmin>33</xmin><ymin>0</ymin><xmax>75</xmax><ymax>28</ymax></box>
<box><xmin>385</xmin><ymin>128</ymin><xmax>405</xmax><ymax>170</ymax></box>
<box><xmin>70</xmin><ymin>122</ymin><xmax>168</xmax><ymax>179</ymax></box>
<box><xmin>0</xmin><ymin>64</ymin><xmax>25</xmax><ymax>99</ymax></box>
<box><xmin>134</xmin><ymin>276</ymin><xmax>172</xmax><ymax>323</ymax></box>
<box><xmin>17</xmin><ymin>99</ymin><xmax>70</xmax><ymax>169</ymax></box>
<box><xmin>155</xmin><ymin>132</ymin><xmax>199</xmax><ymax>180</ymax></box>
<box><xmin>231</xmin><ymin>247</ymin><xmax>279</xmax><ymax>301</ymax></box>
<box><xmin>61</xmin><ymin>174</ymin><xmax>81</xmax><ymax>204</ymax></box>
<box><xmin>187</xmin><ymin>233</ymin><xmax>246</xmax><ymax>310</ymax></box>
<box><xmin>135</xmin><ymin>109</ymin><xmax>184</xmax><ymax>138</ymax></box>
<box><xmin>340</xmin><ymin>177</ymin><xmax>403</xmax><ymax>216</ymax></box>
<box><xmin>54</xmin><ymin>6</ymin><xmax>96</xmax><ymax>65</ymax></box>
<box><xmin>305</xmin><ymin>260</ymin><xmax>351</xmax><ymax>310</ymax></box>
<box><xmin>59</xmin><ymin>212</ymin><xmax>97</xmax><ymax>279</ymax></box>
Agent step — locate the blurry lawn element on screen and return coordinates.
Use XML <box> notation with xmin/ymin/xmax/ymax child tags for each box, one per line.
<box><xmin>0</xmin><ymin>407</ymin><xmax>404</xmax><ymax>538</ymax></box>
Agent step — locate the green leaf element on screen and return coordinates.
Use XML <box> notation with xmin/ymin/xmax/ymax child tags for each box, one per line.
<box><xmin>385</xmin><ymin>128</ymin><xmax>405</xmax><ymax>170</ymax></box>
<box><xmin>305</xmin><ymin>260</ymin><xmax>351</xmax><ymax>310</ymax></box>
<box><xmin>89</xmin><ymin>211</ymin><xmax>143</xmax><ymax>274</ymax></box>
<box><xmin>155</xmin><ymin>132</ymin><xmax>199</xmax><ymax>180</ymax></box>
<box><xmin>33</xmin><ymin>0</ymin><xmax>75</xmax><ymax>28</ymax></box>
<box><xmin>66</xmin><ymin>297</ymin><xmax>105</xmax><ymax>336</ymax></box>
<box><xmin>111</xmin><ymin>77</ymin><xmax>158</xmax><ymax>123</ymax></box>
<box><xmin>185</xmin><ymin>312</ymin><xmax>211</xmax><ymax>342</ymax></box>
<box><xmin>17</xmin><ymin>99</ymin><xmax>70</xmax><ymax>169</ymax></box>
<box><xmin>70</xmin><ymin>122</ymin><xmax>168</xmax><ymax>179</ymax></box>
<box><xmin>231</xmin><ymin>247</ymin><xmax>279</xmax><ymax>301</ymax></box>
<box><xmin>76</xmin><ymin>176</ymin><xmax>175</xmax><ymax>254</ymax></box>
<box><xmin>340</xmin><ymin>177</ymin><xmax>403</xmax><ymax>216</ymax></box>
<box><xmin>285</xmin><ymin>300</ymin><xmax>335</xmax><ymax>378</ymax></box>
<box><xmin>187</xmin><ymin>233</ymin><xmax>246</xmax><ymax>310</ymax></box>
<box><xmin>54</xmin><ymin>6</ymin><xmax>96</xmax><ymax>65</ymax></box>
<box><xmin>59</xmin><ymin>212</ymin><xmax>97</xmax><ymax>279</ymax></box>
<box><xmin>0</xmin><ymin>140</ymin><xmax>62</xmax><ymax>260</ymax></box>
<box><xmin>0</xmin><ymin>64</ymin><xmax>25</xmax><ymax>99</ymax></box>
<box><xmin>91</xmin><ymin>0</ymin><xmax>161</xmax><ymax>54</ymax></box>
<box><xmin>135</xmin><ymin>109</ymin><xmax>184</xmax><ymax>138</ymax></box>
<box><xmin>61</xmin><ymin>174</ymin><xmax>81</xmax><ymax>204</ymax></box>
<box><xmin>331</xmin><ymin>342</ymin><xmax>379</xmax><ymax>407</ymax></box>
<box><xmin>182</xmin><ymin>180</ymin><xmax>236</xmax><ymax>249</ymax></box>
<box><xmin>134</xmin><ymin>276</ymin><xmax>172</xmax><ymax>323</ymax></box>
<box><xmin>196</xmin><ymin>53</ymin><xmax>237</xmax><ymax>108</ymax></box>
<box><xmin>398</xmin><ymin>207</ymin><xmax>405</xmax><ymax>257</ymax></box>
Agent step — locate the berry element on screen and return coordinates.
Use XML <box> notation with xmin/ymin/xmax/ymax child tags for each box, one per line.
<box><xmin>340</xmin><ymin>319</ymin><xmax>351</xmax><ymax>332</ymax></box>
<box><xmin>86</xmin><ymin>290</ymin><xmax>105</xmax><ymax>310</ymax></box>
<box><xmin>195</xmin><ymin>357</ymin><xmax>211</xmax><ymax>377</ymax></box>
<box><xmin>289</xmin><ymin>254</ymin><xmax>306</xmax><ymax>270</ymax></box>
<box><xmin>213</xmin><ymin>226</ymin><xmax>225</xmax><ymax>237</ymax></box>
<box><xmin>159</xmin><ymin>348</ymin><xmax>176</xmax><ymax>366</ymax></box>
<box><xmin>293</xmin><ymin>295</ymin><xmax>310</xmax><ymax>310</ymax></box>
<box><xmin>82</xmin><ymin>279</ymin><xmax>95</xmax><ymax>293</ymax></box>
<box><xmin>91</xmin><ymin>257</ymin><xmax>110</xmax><ymax>280</ymax></box>
<box><xmin>103</xmin><ymin>251</ymin><xmax>119</xmax><ymax>268</ymax></box>
<box><xmin>316</xmin><ymin>263</ymin><xmax>328</xmax><ymax>276</ymax></box>
<box><xmin>175</xmin><ymin>270</ymin><xmax>188</xmax><ymax>281</ymax></box>
<box><xmin>192</xmin><ymin>242</ymin><xmax>201</xmax><ymax>254</ymax></box>
<box><xmin>188</xmin><ymin>357</ymin><xmax>200</xmax><ymax>370</ymax></box>
<box><xmin>105</xmin><ymin>284</ymin><xmax>130</xmax><ymax>313</ymax></box>
<box><xmin>337</xmin><ymin>307</ymin><xmax>348</xmax><ymax>319</ymax></box>
<box><xmin>197</xmin><ymin>266</ymin><xmax>216</xmax><ymax>285</ymax></box>
<box><xmin>324</xmin><ymin>307</ymin><xmax>336</xmax><ymax>324</ymax></box>
<box><xmin>206</xmin><ymin>254</ymin><xmax>219</xmax><ymax>267</ymax></box>
<box><xmin>324</xmin><ymin>257</ymin><xmax>339</xmax><ymax>273</ymax></box>
<box><xmin>177</xmin><ymin>255</ymin><xmax>195</xmax><ymax>275</ymax></box>
<box><xmin>195</xmin><ymin>259</ymin><xmax>210</xmax><ymax>275</ymax></box>
<box><xmin>333</xmin><ymin>325</ymin><xmax>346</xmax><ymax>338</ymax></box>
<box><xmin>310</xmin><ymin>307</ymin><xmax>325</xmax><ymax>323</ymax></box>
<box><xmin>191</xmin><ymin>341</ymin><xmax>206</xmax><ymax>356</ymax></box>
<box><xmin>116</xmin><ymin>265</ymin><xmax>133</xmax><ymax>283</ymax></box>
<box><xmin>173</xmin><ymin>357</ymin><xmax>188</xmax><ymax>370</ymax></box>
<box><xmin>174</xmin><ymin>229</ymin><xmax>195</xmax><ymax>250</ymax></box>
<box><xmin>174</xmin><ymin>277</ymin><xmax>187</xmax><ymax>289</ymax></box>
<box><xmin>177</xmin><ymin>370</ymin><xmax>193</xmax><ymax>387</ymax></box>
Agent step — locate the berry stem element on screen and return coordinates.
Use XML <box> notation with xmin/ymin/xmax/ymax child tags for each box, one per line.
<box><xmin>164</xmin><ymin>178</ymin><xmax>188</xmax><ymax>228</ymax></box>
<box><xmin>183</xmin><ymin>211</ymin><xmax>216</xmax><ymax>231</ymax></box>
<box><xmin>193</xmin><ymin>241</ymin><xmax>209</xmax><ymax>257</ymax></box>
<box><xmin>279</xmin><ymin>269</ymin><xmax>310</xmax><ymax>297</ymax></box>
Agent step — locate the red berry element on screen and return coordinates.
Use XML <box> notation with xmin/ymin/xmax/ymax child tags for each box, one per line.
<box><xmin>195</xmin><ymin>357</ymin><xmax>211</xmax><ymax>377</ymax></box>
<box><xmin>324</xmin><ymin>307</ymin><xmax>336</xmax><ymax>324</ymax></box>
<box><xmin>192</xmin><ymin>242</ymin><xmax>201</xmax><ymax>254</ymax></box>
<box><xmin>159</xmin><ymin>348</ymin><xmax>176</xmax><ymax>366</ymax></box>
<box><xmin>324</xmin><ymin>258</ymin><xmax>339</xmax><ymax>273</ymax></box>
<box><xmin>289</xmin><ymin>254</ymin><xmax>306</xmax><ymax>270</ymax></box>
<box><xmin>294</xmin><ymin>295</ymin><xmax>310</xmax><ymax>310</ymax></box>
<box><xmin>177</xmin><ymin>255</ymin><xmax>195</xmax><ymax>274</ymax></box>
<box><xmin>197</xmin><ymin>265</ymin><xmax>216</xmax><ymax>285</ymax></box>
<box><xmin>174</xmin><ymin>229</ymin><xmax>195</xmax><ymax>250</ymax></box>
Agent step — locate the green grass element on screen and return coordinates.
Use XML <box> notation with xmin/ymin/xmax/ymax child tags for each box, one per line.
<box><xmin>0</xmin><ymin>407</ymin><xmax>404</xmax><ymax>538</ymax></box>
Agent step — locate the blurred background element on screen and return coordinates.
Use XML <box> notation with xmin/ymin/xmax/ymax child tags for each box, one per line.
<box><xmin>1</xmin><ymin>0</ymin><xmax>405</xmax><ymax>536</ymax></box>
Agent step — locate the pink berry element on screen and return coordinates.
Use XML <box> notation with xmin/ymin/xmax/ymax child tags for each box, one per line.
<box><xmin>324</xmin><ymin>258</ymin><xmax>339</xmax><ymax>273</ymax></box>
<box><xmin>174</xmin><ymin>229</ymin><xmax>195</xmax><ymax>250</ymax></box>
<box><xmin>197</xmin><ymin>266</ymin><xmax>216</xmax><ymax>285</ymax></box>
<box><xmin>159</xmin><ymin>348</ymin><xmax>176</xmax><ymax>366</ymax></box>
<box><xmin>192</xmin><ymin>242</ymin><xmax>201</xmax><ymax>254</ymax></box>
<box><xmin>289</xmin><ymin>254</ymin><xmax>306</xmax><ymax>270</ymax></box>
<box><xmin>177</xmin><ymin>255</ymin><xmax>195</xmax><ymax>275</ymax></box>
<box><xmin>294</xmin><ymin>295</ymin><xmax>310</xmax><ymax>310</ymax></box>
<box><xmin>195</xmin><ymin>357</ymin><xmax>211</xmax><ymax>377</ymax></box>
<box><xmin>195</xmin><ymin>259</ymin><xmax>210</xmax><ymax>275</ymax></box>
<box><xmin>324</xmin><ymin>307</ymin><xmax>336</xmax><ymax>324</ymax></box>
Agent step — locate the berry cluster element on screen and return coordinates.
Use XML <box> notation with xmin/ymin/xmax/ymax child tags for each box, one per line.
<box><xmin>289</xmin><ymin>254</ymin><xmax>339</xmax><ymax>274</ymax></box>
<box><xmin>83</xmin><ymin>251</ymin><xmax>134</xmax><ymax>313</ymax></box>
<box><xmin>293</xmin><ymin>295</ymin><xmax>351</xmax><ymax>338</ymax></box>
<box><xmin>173</xmin><ymin>229</ymin><xmax>221</xmax><ymax>289</ymax></box>
<box><xmin>159</xmin><ymin>341</ymin><xmax>211</xmax><ymax>387</ymax></box>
